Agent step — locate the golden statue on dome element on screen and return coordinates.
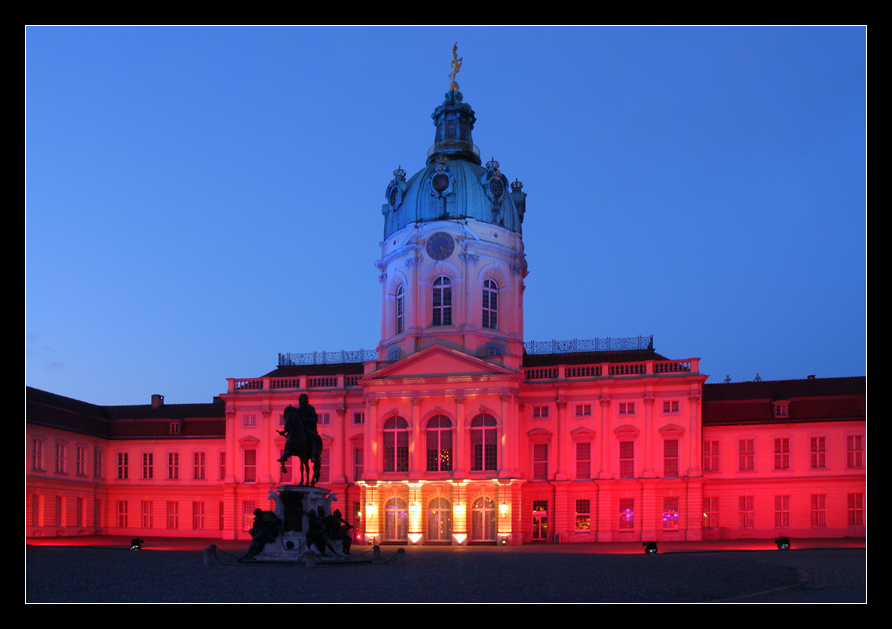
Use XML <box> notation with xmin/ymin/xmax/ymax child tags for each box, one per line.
<box><xmin>449</xmin><ymin>42</ymin><xmax>462</xmax><ymax>91</ymax></box>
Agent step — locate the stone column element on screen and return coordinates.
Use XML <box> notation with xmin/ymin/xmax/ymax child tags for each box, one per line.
<box><xmin>642</xmin><ymin>395</ymin><xmax>656</xmax><ymax>478</ymax></box>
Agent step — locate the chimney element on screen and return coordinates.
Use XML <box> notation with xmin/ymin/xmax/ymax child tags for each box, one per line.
<box><xmin>151</xmin><ymin>394</ymin><xmax>164</xmax><ymax>408</ymax></box>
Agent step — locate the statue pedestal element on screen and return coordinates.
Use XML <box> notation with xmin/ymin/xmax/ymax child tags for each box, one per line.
<box><xmin>246</xmin><ymin>485</ymin><xmax>346</xmax><ymax>562</ymax></box>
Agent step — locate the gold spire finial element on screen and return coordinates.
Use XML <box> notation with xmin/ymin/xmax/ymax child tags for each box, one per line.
<box><xmin>448</xmin><ymin>43</ymin><xmax>462</xmax><ymax>91</ymax></box>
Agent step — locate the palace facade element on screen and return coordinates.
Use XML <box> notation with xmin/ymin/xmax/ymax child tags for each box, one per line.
<box><xmin>27</xmin><ymin>79</ymin><xmax>865</xmax><ymax>545</ymax></box>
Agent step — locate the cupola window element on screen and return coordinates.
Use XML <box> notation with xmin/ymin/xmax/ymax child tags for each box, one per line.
<box><xmin>482</xmin><ymin>279</ymin><xmax>498</xmax><ymax>329</ymax></box>
<box><xmin>432</xmin><ymin>276</ymin><xmax>452</xmax><ymax>326</ymax></box>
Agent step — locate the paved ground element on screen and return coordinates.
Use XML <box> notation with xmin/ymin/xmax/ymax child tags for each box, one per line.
<box><xmin>26</xmin><ymin>537</ymin><xmax>866</xmax><ymax>603</ymax></box>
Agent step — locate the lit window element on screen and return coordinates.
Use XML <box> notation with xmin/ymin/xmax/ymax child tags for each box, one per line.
<box><xmin>663</xmin><ymin>400</ymin><xmax>679</xmax><ymax>413</ymax></box>
<box><xmin>385</xmin><ymin>497</ymin><xmax>408</xmax><ymax>542</ymax></box>
<box><xmin>810</xmin><ymin>437</ymin><xmax>826</xmax><ymax>469</ymax></box>
<box><xmin>426</xmin><ymin>415</ymin><xmax>453</xmax><ymax>472</ymax></box>
<box><xmin>847</xmin><ymin>436</ymin><xmax>864</xmax><ymax>468</ymax></box>
<box><xmin>576</xmin><ymin>442</ymin><xmax>591</xmax><ymax>480</ymax></box>
<box><xmin>575</xmin><ymin>499</ymin><xmax>591</xmax><ymax>530</ymax></box>
<box><xmin>703</xmin><ymin>441</ymin><xmax>719</xmax><ymax>472</ymax></box>
<box><xmin>810</xmin><ymin>495</ymin><xmax>827</xmax><ymax>527</ymax></box>
<box><xmin>619</xmin><ymin>498</ymin><xmax>634</xmax><ymax>530</ymax></box>
<box><xmin>533</xmin><ymin>443</ymin><xmax>548</xmax><ymax>481</ymax></box>
<box><xmin>383</xmin><ymin>416</ymin><xmax>409</xmax><ymax>473</ymax></box>
<box><xmin>663</xmin><ymin>497</ymin><xmax>679</xmax><ymax>530</ymax></box>
<box><xmin>575</xmin><ymin>404</ymin><xmax>592</xmax><ymax>417</ymax></box>
<box><xmin>142</xmin><ymin>453</ymin><xmax>154</xmax><ymax>480</ymax></box>
<box><xmin>739</xmin><ymin>496</ymin><xmax>754</xmax><ymax>529</ymax></box>
<box><xmin>428</xmin><ymin>497</ymin><xmax>453</xmax><ymax>542</ymax></box>
<box><xmin>663</xmin><ymin>440</ymin><xmax>679</xmax><ymax>478</ymax></box>
<box><xmin>470</xmin><ymin>414</ymin><xmax>498</xmax><ymax>471</ymax></box>
<box><xmin>532</xmin><ymin>405</ymin><xmax>549</xmax><ymax>419</ymax></box>
<box><xmin>482</xmin><ymin>279</ymin><xmax>498</xmax><ymax>329</ymax></box>
<box><xmin>738</xmin><ymin>439</ymin><xmax>755</xmax><ymax>471</ymax></box>
<box><xmin>775</xmin><ymin>495</ymin><xmax>790</xmax><ymax>528</ymax></box>
<box><xmin>432</xmin><ymin>276</ymin><xmax>452</xmax><ymax>326</ymax></box>
<box><xmin>774</xmin><ymin>438</ymin><xmax>790</xmax><ymax>470</ymax></box>
<box><xmin>396</xmin><ymin>285</ymin><xmax>405</xmax><ymax>334</ymax></box>
<box><xmin>167</xmin><ymin>453</ymin><xmax>179</xmax><ymax>480</ymax></box>
<box><xmin>619</xmin><ymin>441</ymin><xmax>635</xmax><ymax>479</ymax></box>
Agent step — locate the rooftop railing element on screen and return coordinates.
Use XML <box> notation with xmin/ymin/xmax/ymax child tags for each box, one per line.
<box><xmin>278</xmin><ymin>350</ymin><xmax>376</xmax><ymax>367</ymax></box>
<box><xmin>524</xmin><ymin>336</ymin><xmax>653</xmax><ymax>354</ymax></box>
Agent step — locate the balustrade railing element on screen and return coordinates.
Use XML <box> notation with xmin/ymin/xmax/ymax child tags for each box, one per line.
<box><xmin>524</xmin><ymin>336</ymin><xmax>653</xmax><ymax>355</ymax></box>
<box><xmin>278</xmin><ymin>350</ymin><xmax>376</xmax><ymax>366</ymax></box>
<box><xmin>524</xmin><ymin>357</ymin><xmax>697</xmax><ymax>381</ymax></box>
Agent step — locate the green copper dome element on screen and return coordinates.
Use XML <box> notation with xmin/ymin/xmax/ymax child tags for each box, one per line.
<box><xmin>383</xmin><ymin>91</ymin><xmax>526</xmax><ymax>239</ymax></box>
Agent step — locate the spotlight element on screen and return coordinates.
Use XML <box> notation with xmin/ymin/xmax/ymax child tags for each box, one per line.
<box><xmin>643</xmin><ymin>541</ymin><xmax>657</xmax><ymax>554</ymax></box>
<box><xmin>130</xmin><ymin>538</ymin><xmax>144</xmax><ymax>551</ymax></box>
<box><xmin>775</xmin><ymin>536</ymin><xmax>790</xmax><ymax>550</ymax></box>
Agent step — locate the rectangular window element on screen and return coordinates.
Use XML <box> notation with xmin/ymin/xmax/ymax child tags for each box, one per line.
<box><xmin>219</xmin><ymin>501</ymin><xmax>225</xmax><ymax>530</ymax></box>
<box><xmin>774</xmin><ymin>403</ymin><xmax>788</xmax><ymax>418</ymax></box>
<box><xmin>576</xmin><ymin>442</ymin><xmax>591</xmax><ymax>480</ymax></box>
<box><xmin>194</xmin><ymin>452</ymin><xmax>206</xmax><ymax>480</ymax></box>
<box><xmin>167</xmin><ymin>501</ymin><xmax>179</xmax><ymax>530</ymax></box>
<box><xmin>619</xmin><ymin>441</ymin><xmax>634</xmax><ymax>479</ymax></box>
<box><xmin>244</xmin><ymin>450</ymin><xmax>256</xmax><ymax>483</ymax></box>
<box><xmin>318</xmin><ymin>450</ymin><xmax>331</xmax><ymax>484</ymax></box>
<box><xmin>167</xmin><ymin>452</ymin><xmax>179</xmax><ymax>480</ymax></box>
<box><xmin>353</xmin><ymin>446</ymin><xmax>364</xmax><ymax>482</ymax></box>
<box><xmin>575</xmin><ymin>404</ymin><xmax>591</xmax><ymax>417</ymax></box>
<box><xmin>32</xmin><ymin>494</ymin><xmax>42</xmax><ymax>527</ymax></box>
<box><xmin>739</xmin><ymin>496</ymin><xmax>754</xmax><ymax>529</ymax></box>
<box><xmin>619</xmin><ymin>498</ymin><xmax>634</xmax><ymax>530</ymax></box>
<box><xmin>703</xmin><ymin>441</ymin><xmax>719</xmax><ymax>472</ymax></box>
<box><xmin>663</xmin><ymin>439</ymin><xmax>679</xmax><ymax>478</ymax></box>
<box><xmin>55</xmin><ymin>442</ymin><xmax>67</xmax><ymax>473</ymax></box>
<box><xmin>242</xmin><ymin>501</ymin><xmax>255</xmax><ymax>531</ymax></box>
<box><xmin>193</xmin><ymin>502</ymin><xmax>205</xmax><ymax>530</ymax></box>
<box><xmin>532</xmin><ymin>405</ymin><xmax>549</xmax><ymax>419</ymax></box>
<box><xmin>353</xmin><ymin>412</ymin><xmax>365</xmax><ymax>425</ymax></box>
<box><xmin>77</xmin><ymin>497</ymin><xmax>85</xmax><ymax>527</ymax></box>
<box><xmin>738</xmin><ymin>439</ymin><xmax>755</xmax><ymax>471</ymax></box>
<box><xmin>847</xmin><ymin>436</ymin><xmax>864</xmax><ymax>468</ymax></box>
<box><xmin>242</xmin><ymin>414</ymin><xmax>257</xmax><ymax>428</ymax></box>
<box><xmin>318</xmin><ymin>412</ymin><xmax>331</xmax><ymax>426</ymax></box>
<box><xmin>533</xmin><ymin>443</ymin><xmax>548</xmax><ymax>481</ymax></box>
<box><xmin>810</xmin><ymin>437</ymin><xmax>826</xmax><ymax>469</ymax></box>
<box><xmin>94</xmin><ymin>449</ymin><xmax>104</xmax><ymax>478</ymax></box>
<box><xmin>775</xmin><ymin>495</ymin><xmax>790</xmax><ymax>528</ymax></box>
<box><xmin>618</xmin><ymin>402</ymin><xmax>635</xmax><ymax>415</ymax></box>
<box><xmin>219</xmin><ymin>451</ymin><xmax>226</xmax><ymax>480</ymax></box>
<box><xmin>848</xmin><ymin>494</ymin><xmax>864</xmax><ymax>526</ymax></box>
<box><xmin>279</xmin><ymin>448</ymin><xmax>292</xmax><ymax>483</ymax></box>
<box><xmin>32</xmin><ymin>439</ymin><xmax>45</xmax><ymax>471</ymax></box>
<box><xmin>575</xmin><ymin>499</ymin><xmax>591</xmax><ymax>530</ymax></box>
<box><xmin>810</xmin><ymin>495</ymin><xmax>827</xmax><ymax>527</ymax></box>
<box><xmin>142</xmin><ymin>453</ymin><xmax>154</xmax><ymax>480</ymax></box>
<box><xmin>141</xmin><ymin>501</ymin><xmax>153</xmax><ymax>529</ymax></box>
<box><xmin>663</xmin><ymin>400</ymin><xmax>679</xmax><ymax>413</ymax></box>
<box><xmin>117</xmin><ymin>500</ymin><xmax>128</xmax><ymax>528</ymax></box>
<box><xmin>76</xmin><ymin>446</ymin><xmax>87</xmax><ymax>476</ymax></box>
<box><xmin>662</xmin><ymin>497</ymin><xmax>679</xmax><ymax>530</ymax></box>
<box><xmin>703</xmin><ymin>497</ymin><xmax>718</xmax><ymax>530</ymax></box>
<box><xmin>117</xmin><ymin>453</ymin><xmax>129</xmax><ymax>480</ymax></box>
<box><xmin>774</xmin><ymin>438</ymin><xmax>790</xmax><ymax>470</ymax></box>
<box><xmin>55</xmin><ymin>496</ymin><xmax>63</xmax><ymax>527</ymax></box>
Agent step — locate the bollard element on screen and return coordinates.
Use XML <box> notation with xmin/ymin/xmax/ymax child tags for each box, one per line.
<box><xmin>396</xmin><ymin>547</ymin><xmax>406</xmax><ymax>564</ymax></box>
<box><xmin>373</xmin><ymin>544</ymin><xmax>381</xmax><ymax>562</ymax></box>
<box><xmin>203</xmin><ymin>544</ymin><xmax>217</xmax><ymax>565</ymax></box>
<box><xmin>306</xmin><ymin>549</ymin><xmax>315</xmax><ymax>568</ymax></box>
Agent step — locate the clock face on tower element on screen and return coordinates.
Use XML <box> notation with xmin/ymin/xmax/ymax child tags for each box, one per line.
<box><xmin>425</xmin><ymin>232</ymin><xmax>455</xmax><ymax>261</ymax></box>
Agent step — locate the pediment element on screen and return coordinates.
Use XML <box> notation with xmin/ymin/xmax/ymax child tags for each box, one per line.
<box><xmin>365</xmin><ymin>344</ymin><xmax>516</xmax><ymax>381</ymax></box>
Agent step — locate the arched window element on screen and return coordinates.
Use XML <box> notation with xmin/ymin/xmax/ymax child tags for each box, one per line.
<box><xmin>426</xmin><ymin>415</ymin><xmax>453</xmax><ymax>472</ymax></box>
<box><xmin>384</xmin><ymin>497</ymin><xmax>408</xmax><ymax>542</ymax></box>
<box><xmin>427</xmin><ymin>497</ymin><xmax>452</xmax><ymax>542</ymax></box>
<box><xmin>383</xmin><ymin>416</ymin><xmax>409</xmax><ymax>473</ymax></box>
<box><xmin>471</xmin><ymin>496</ymin><xmax>497</xmax><ymax>542</ymax></box>
<box><xmin>482</xmin><ymin>279</ymin><xmax>498</xmax><ymax>329</ymax></box>
<box><xmin>470</xmin><ymin>414</ymin><xmax>498</xmax><ymax>472</ymax></box>
<box><xmin>432</xmin><ymin>276</ymin><xmax>452</xmax><ymax>326</ymax></box>
<box><xmin>396</xmin><ymin>285</ymin><xmax>405</xmax><ymax>334</ymax></box>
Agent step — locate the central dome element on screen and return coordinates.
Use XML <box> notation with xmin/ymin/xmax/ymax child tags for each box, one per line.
<box><xmin>382</xmin><ymin>91</ymin><xmax>526</xmax><ymax>239</ymax></box>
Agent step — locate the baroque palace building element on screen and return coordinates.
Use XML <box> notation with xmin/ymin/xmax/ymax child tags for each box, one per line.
<box><xmin>27</xmin><ymin>76</ymin><xmax>866</xmax><ymax>545</ymax></box>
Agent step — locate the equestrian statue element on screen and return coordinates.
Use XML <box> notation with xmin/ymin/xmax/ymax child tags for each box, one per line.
<box><xmin>277</xmin><ymin>394</ymin><xmax>323</xmax><ymax>486</ymax></box>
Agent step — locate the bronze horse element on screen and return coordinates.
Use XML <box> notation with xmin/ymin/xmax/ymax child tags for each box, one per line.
<box><xmin>277</xmin><ymin>403</ymin><xmax>321</xmax><ymax>486</ymax></box>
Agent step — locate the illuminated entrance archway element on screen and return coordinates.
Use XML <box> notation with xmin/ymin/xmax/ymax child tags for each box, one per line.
<box><xmin>384</xmin><ymin>497</ymin><xmax>408</xmax><ymax>542</ymax></box>
<box><xmin>471</xmin><ymin>496</ymin><xmax>496</xmax><ymax>542</ymax></box>
<box><xmin>427</xmin><ymin>497</ymin><xmax>452</xmax><ymax>542</ymax></box>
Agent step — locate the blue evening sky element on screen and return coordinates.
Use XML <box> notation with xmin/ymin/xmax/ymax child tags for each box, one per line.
<box><xmin>26</xmin><ymin>26</ymin><xmax>866</xmax><ymax>405</ymax></box>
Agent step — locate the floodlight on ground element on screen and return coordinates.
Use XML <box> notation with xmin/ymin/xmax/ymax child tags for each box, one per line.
<box><xmin>775</xmin><ymin>536</ymin><xmax>791</xmax><ymax>550</ymax></box>
<box><xmin>130</xmin><ymin>538</ymin><xmax>143</xmax><ymax>551</ymax></box>
<box><xmin>643</xmin><ymin>541</ymin><xmax>657</xmax><ymax>554</ymax></box>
